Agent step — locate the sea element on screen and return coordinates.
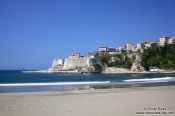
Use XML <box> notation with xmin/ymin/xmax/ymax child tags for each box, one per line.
<box><xmin>0</xmin><ymin>70</ymin><xmax>175</xmax><ymax>93</ymax></box>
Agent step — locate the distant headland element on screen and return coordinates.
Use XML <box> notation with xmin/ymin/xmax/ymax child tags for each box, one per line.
<box><xmin>28</xmin><ymin>36</ymin><xmax>175</xmax><ymax>74</ymax></box>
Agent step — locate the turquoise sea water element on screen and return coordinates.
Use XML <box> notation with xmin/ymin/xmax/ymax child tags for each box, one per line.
<box><xmin>0</xmin><ymin>70</ymin><xmax>175</xmax><ymax>93</ymax></box>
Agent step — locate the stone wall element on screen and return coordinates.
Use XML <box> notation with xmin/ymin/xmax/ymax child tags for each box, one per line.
<box><xmin>52</xmin><ymin>59</ymin><xmax>64</xmax><ymax>67</ymax></box>
<box><xmin>62</xmin><ymin>57</ymin><xmax>94</xmax><ymax>70</ymax></box>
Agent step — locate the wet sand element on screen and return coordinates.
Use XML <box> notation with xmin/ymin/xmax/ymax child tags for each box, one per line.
<box><xmin>0</xmin><ymin>86</ymin><xmax>175</xmax><ymax>116</ymax></box>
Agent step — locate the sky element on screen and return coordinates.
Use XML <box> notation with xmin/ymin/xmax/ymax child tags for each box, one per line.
<box><xmin>0</xmin><ymin>0</ymin><xmax>175</xmax><ymax>70</ymax></box>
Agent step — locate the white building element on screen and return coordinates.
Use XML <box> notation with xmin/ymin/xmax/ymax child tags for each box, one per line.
<box><xmin>108</xmin><ymin>48</ymin><xmax>118</xmax><ymax>54</ymax></box>
<box><xmin>137</xmin><ymin>43</ymin><xmax>145</xmax><ymax>50</ymax></box>
<box><xmin>168</xmin><ymin>37</ymin><xmax>175</xmax><ymax>44</ymax></box>
<box><xmin>62</xmin><ymin>57</ymin><xmax>94</xmax><ymax>70</ymax></box>
<box><xmin>144</xmin><ymin>42</ymin><xmax>151</xmax><ymax>48</ymax></box>
<box><xmin>49</xmin><ymin>52</ymin><xmax>96</xmax><ymax>71</ymax></box>
<box><xmin>51</xmin><ymin>59</ymin><xmax>64</xmax><ymax>67</ymax></box>
<box><xmin>118</xmin><ymin>46</ymin><xmax>122</xmax><ymax>51</ymax></box>
<box><xmin>98</xmin><ymin>46</ymin><xmax>108</xmax><ymax>52</ymax></box>
<box><xmin>159</xmin><ymin>36</ymin><xmax>175</xmax><ymax>45</ymax></box>
<box><xmin>127</xmin><ymin>42</ymin><xmax>134</xmax><ymax>51</ymax></box>
<box><xmin>48</xmin><ymin>58</ymin><xmax>64</xmax><ymax>71</ymax></box>
<box><xmin>132</xmin><ymin>45</ymin><xmax>137</xmax><ymax>51</ymax></box>
<box><xmin>159</xmin><ymin>36</ymin><xmax>170</xmax><ymax>46</ymax></box>
<box><xmin>62</xmin><ymin>53</ymin><xmax>96</xmax><ymax>70</ymax></box>
<box><xmin>69</xmin><ymin>53</ymin><xmax>80</xmax><ymax>59</ymax></box>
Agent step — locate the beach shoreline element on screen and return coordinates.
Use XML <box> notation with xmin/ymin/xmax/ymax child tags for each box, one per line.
<box><xmin>22</xmin><ymin>70</ymin><xmax>175</xmax><ymax>74</ymax></box>
<box><xmin>0</xmin><ymin>85</ymin><xmax>175</xmax><ymax>116</ymax></box>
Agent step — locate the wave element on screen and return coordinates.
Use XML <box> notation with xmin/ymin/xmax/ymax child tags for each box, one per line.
<box><xmin>0</xmin><ymin>81</ymin><xmax>110</xmax><ymax>87</ymax></box>
<box><xmin>124</xmin><ymin>77</ymin><xmax>175</xmax><ymax>83</ymax></box>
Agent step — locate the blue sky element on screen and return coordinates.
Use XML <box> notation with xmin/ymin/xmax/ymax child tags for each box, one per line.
<box><xmin>0</xmin><ymin>0</ymin><xmax>175</xmax><ymax>70</ymax></box>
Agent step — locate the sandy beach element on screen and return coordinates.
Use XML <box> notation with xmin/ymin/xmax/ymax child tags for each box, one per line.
<box><xmin>0</xmin><ymin>86</ymin><xmax>175</xmax><ymax>116</ymax></box>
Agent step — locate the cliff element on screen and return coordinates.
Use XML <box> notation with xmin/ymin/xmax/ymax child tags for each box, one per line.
<box><xmin>131</xmin><ymin>53</ymin><xmax>145</xmax><ymax>71</ymax></box>
<box><xmin>48</xmin><ymin>54</ymin><xmax>96</xmax><ymax>72</ymax></box>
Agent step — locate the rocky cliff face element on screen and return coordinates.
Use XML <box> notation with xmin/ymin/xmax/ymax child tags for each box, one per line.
<box><xmin>131</xmin><ymin>61</ymin><xmax>145</xmax><ymax>71</ymax></box>
<box><xmin>131</xmin><ymin>54</ymin><xmax>145</xmax><ymax>71</ymax></box>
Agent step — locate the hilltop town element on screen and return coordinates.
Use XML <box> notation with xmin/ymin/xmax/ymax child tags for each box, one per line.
<box><xmin>48</xmin><ymin>36</ymin><xmax>175</xmax><ymax>73</ymax></box>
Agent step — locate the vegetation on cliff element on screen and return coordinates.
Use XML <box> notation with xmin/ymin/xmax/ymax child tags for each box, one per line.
<box><xmin>95</xmin><ymin>51</ymin><xmax>133</xmax><ymax>70</ymax></box>
<box><xmin>93</xmin><ymin>44</ymin><xmax>175</xmax><ymax>72</ymax></box>
<box><xmin>141</xmin><ymin>44</ymin><xmax>175</xmax><ymax>70</ymax></box>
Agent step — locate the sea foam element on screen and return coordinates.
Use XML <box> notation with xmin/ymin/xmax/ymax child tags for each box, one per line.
<box><xmin>0</xmin><ymin>81</ymin><xmax>110</xmax><ymax>87</ymax></box>
<box><xmin>124</xmin><ymin>77</ymin><xmax>175</xmax><ymax>83</ymax></box>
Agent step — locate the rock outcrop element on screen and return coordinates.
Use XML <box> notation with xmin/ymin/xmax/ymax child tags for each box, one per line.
<box><xmin>131</xmin><ymin>54</ymin><xmax>145</xmax><ymax>71</ymax></box>
<box><xmin>131</xmin><ymin>61</ymin><xmax>145</xmax><ymax>71</ymax></box>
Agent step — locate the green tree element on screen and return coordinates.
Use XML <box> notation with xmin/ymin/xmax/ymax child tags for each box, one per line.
<box><xmin>141</xmin><ymin>44</ymin><xmax>175</xmax><ymax>70</ymax></box>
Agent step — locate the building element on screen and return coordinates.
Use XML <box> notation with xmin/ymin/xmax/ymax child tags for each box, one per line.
<box><xmin>137</xmin><ymin>42</ymin><xmax>145</xmax><ymax>50</ymax></box>
<box><xmin>108</xmin><ymin>48</ymin><xmax>118</xmax><ymax>54</ymax></box>
<box><xmin>127</xmin><ymin>42</ymin><xmax>134</xmax><ymax>51</ymax></box>
<box><xmin>62</xmin><ymin>57</ymin><xmax>95</xmax><ymax>70</ymax></box>
<box><xmin>48</xmin><ymin>58</ymin><xmax>64</xmax><ymax>71</ymax></box>
<box><xmin>49</xmin><ymin>52</ymin><xmax>96</xmax><ymax>71</ymax></box>
<box><xmin>131</xmin><ymin>45</ymin><xmax>137</xmax><ymax>51</ymax></box>
<box><xmin>108</xmin><ymin>48</ymin><xmax>116</xmax><ymax>52</ymax></box>
<box><xmin>150</xmin><ymin>42</ymin><xmax>157</xmax><ymax>47</ymax></box>
<box><xmin>98</xmin><ymin>45</ymin><xmax>108</xmax><ymax>52</ymax></box>
<box><xmin>69</xmin><ymin>53</ymin><xmax>80</xmax><ymax>59</ymax></box>
<box><xmin>159</xmin><ymin>36</ymin><xmax>175</xmax><ymax>45</ymax></box>
<box><xmin>51</xmin><ymin>59</ymin><xmax>64</xmax><ymax>67</ymax></box>
<box><xmin>155</xmin><ymin>41</ymin><xmax>160</xmax><ymax>46</ymax></box>
<box><xmin>118</xmin><ymin>46</ymin><xmax>122</xmax><ymax>51</ymax></box>
<box><xmin>168</xmin><ymin>37</ymin><xmax>175</xmax><ymax>44</ymax></box>
<box><xmin>143</xmin><ymin>42</ymin><xmax>151</xmax><ymax>48</ymax></box>
<box><xmin>87</xmin><ymin>52</ymin><xmax>97</xmax><ymax>58</ymax></box>
<box><xmin>62</xmin><ymin>53</ymin><xmax>96</xmax><ymax>70</ymax></box>
<box><xmin>159</xmin><ymin>36</ymin><xmax>170</xmax><ymax>46</ymax></box>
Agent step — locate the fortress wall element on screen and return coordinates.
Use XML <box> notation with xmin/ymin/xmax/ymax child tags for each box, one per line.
<box><xmin>52</xmin><ymin>59</ymin><xmax>59</xmax><ymax>67</ymax></box>
<box><xmin>51</xmin><ymin>59</ymin><xmax>64</xmax><ymax>67</ymax></box>
<box><xmin>62</xmin><ymin>58</ymin><xmax>93</xmax><ymax>70</ymax></box>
